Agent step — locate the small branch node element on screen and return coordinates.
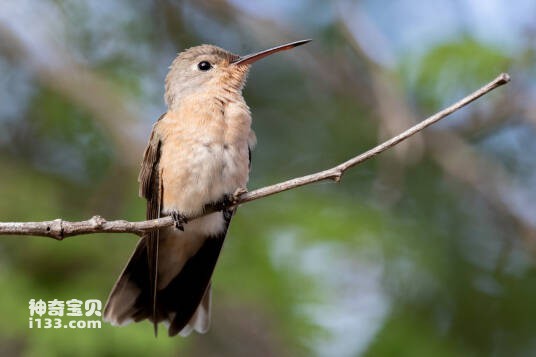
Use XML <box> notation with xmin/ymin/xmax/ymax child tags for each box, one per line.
<box><xmin>91</xmin><ymin>215</ymin><xmax>106</xmax><ymax>228</ymax></box>
<box><xmin>332</xmin><ymin>171</ymin><xmax>343</xmax><ymax>183</ymax></box>
<box><xmin>48</xmin><ymin>219</ymin><xmax>64</xmax><ymax>240</ymax></box>
<box><xmin>498</xmin><ymin>73</ymin><xmax>511</xmax><ymax>84</ymax></box>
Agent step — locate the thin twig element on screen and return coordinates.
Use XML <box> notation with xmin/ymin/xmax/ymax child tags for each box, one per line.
<box><xmin>0</xmin><ymin>73</ymin><xmax>511</xmax><ymax>240</ymax></box>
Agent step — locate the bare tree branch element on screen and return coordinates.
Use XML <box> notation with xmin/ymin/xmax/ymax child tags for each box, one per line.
<box><xmin>337</xmin><ymin>12</ymin><xmax>536</xmax><ymax>252</ymax></box>
<box><xmin>0</xmin><ymin>73</ymin><xmax>510</xmax><ymax>240</ymax></box>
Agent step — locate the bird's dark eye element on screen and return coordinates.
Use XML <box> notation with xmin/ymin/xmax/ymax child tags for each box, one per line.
<box><xmin>198</xmin><ymin>61</ymin><xmax>212</xmax><ymax>71</ymax></box>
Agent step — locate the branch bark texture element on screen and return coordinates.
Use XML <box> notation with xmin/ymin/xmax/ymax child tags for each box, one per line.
<box><xmin>0</xmin><ymin>73</ymin><xmax>511</xmax><ymax>240</ymax></box>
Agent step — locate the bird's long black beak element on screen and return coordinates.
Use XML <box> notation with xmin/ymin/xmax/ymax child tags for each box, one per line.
<box><xmin>232</xmin><ymin>39</ymin><xmax>311</xmax><ymax>66</ymax></box>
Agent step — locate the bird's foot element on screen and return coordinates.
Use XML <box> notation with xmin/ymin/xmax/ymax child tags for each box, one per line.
<box><xmin>230</xmin><ymin>187</ymin><xmax>248</xmax><ymax>205</ymax></box>
<box><xmin>206</xmin><ymin>188</ymin><xmax>248</xmax><ymax>213</ymax></box>
<box><xmin>221</xmin><ymin>187</ymin><xmax>248</xmax><ymax>207</ymax></box>
<box><xmin>171</xmin><ymin>210</ymin><xmax>188</xmax><ymax>231</ymax></box>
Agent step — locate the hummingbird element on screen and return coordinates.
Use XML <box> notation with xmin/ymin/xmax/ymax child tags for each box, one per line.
<box><xmin>103</xmin><ymin>39</ymin><xmax>311</xmax><ymax>336</ymax></box>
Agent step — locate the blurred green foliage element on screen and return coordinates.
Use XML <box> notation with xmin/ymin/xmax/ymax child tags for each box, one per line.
<box><xmin>410</xmin><ymin>37</ymin><xmax>511</xmax><ymax>111</ymax></box>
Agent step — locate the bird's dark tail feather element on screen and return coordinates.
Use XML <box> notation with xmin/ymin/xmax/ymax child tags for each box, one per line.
<box><xmin>103</xmin><ymin>211</ymin><xmax>232</xmax><ymax>337</ymax></box>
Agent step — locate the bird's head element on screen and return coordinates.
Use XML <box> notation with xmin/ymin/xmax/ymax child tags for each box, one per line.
<box><xmin>164</xmin><ymin>40</ymin><xmax>311</xmax><ymax>109</ymax></box>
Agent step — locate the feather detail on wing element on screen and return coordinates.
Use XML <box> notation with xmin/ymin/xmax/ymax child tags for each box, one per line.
<box><xmin>137</xmin><ymin>120</ymin><xmax>163</xmax><ymax>336</ymax></box>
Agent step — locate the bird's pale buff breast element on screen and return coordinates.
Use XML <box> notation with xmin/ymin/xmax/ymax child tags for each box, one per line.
<box><xmin>157</xmin><ymin>95</ymin><xmax>252</xmax><ymax>219</ymax></box>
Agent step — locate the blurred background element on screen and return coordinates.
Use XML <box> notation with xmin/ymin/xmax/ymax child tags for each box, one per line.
<box><xmin>0</xmin><ymin>0</ymin><xmax>535</xmax><ymax>356</ymax></box>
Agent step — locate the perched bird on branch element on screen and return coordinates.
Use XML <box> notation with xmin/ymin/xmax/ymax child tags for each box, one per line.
<box><xmin>103</xmin><ymin>39</ymin><xmax>310</xmax><ymax>336</ymax></box>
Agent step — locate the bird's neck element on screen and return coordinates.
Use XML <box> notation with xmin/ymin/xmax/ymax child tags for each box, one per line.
<box><xmin>167</xmin><ymin>86</ymin><xmax>246</xmax><ymax>113</ymax></box>
<box><xmin>165</xmin><ymin>87</ymin><xmax>250</xmax><ymax>131</ymax></box>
